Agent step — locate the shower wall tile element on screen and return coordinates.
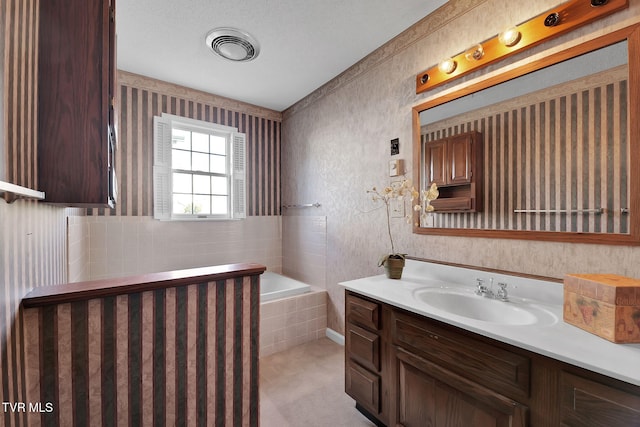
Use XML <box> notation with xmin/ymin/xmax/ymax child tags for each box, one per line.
<box><xmin>282</xmin><ymin>216</ymin><xmax>327</xmax><ymax>289</ymax></box>
<box><xmin>83</xmin><ymin>216</ymin><xmax>282</xmax><ymax>280</ymax></box>
<box><xmin>67</xmin><ymin>215</ymin><xmax>90</xmax><ymax>282</ymax></box>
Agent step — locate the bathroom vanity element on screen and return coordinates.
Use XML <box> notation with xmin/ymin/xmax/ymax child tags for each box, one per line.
<box><xmin>341</xmin><ymin>259</ymin><xmax>640</xmax><ymax>426</ymax></box>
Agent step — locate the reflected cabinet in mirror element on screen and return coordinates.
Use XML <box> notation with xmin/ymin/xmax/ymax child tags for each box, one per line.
<box><xmin>412</xmin><ymin>24</ymin><xmax>640</xmax><ymax>245</ymax></box>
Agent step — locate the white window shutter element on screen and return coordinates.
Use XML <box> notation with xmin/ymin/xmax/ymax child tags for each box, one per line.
<box><xmin>153</xmin><ymin>116</ymin><xmax>172</xmax><ymax>220</ymax></box>
<box><xmin>232</xmin><ymin>132</ymin><xmax>246</xmax><ymax>219</ymax></box>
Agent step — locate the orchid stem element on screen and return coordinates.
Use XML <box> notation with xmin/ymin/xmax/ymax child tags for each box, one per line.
<box><xmin>386</xmin><ymin>201</ymin><xmax>395</xmax><ymax>254</ymax></box>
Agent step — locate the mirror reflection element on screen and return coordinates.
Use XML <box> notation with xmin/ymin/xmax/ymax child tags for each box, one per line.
<box><xmin>416</xmin><ymin>40</ymin><xmax>630</xmax><ymax>237</ymax></box>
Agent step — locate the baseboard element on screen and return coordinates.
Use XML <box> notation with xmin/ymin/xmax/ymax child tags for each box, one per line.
<box><xmin>325</xmin><ymin>328</ymin><xmax>345</xmax><ymax>346</ymax></box>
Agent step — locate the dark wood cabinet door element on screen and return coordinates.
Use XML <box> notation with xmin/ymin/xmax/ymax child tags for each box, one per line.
<box><xmin>423</xmin><ymin>131</ymin><xmax>482</xmax><ymax>212</ymax></box>
<box><xmin>396</xmin><ymin>349</ymin><xmax>528</xmax><ymax>427</ymax></box>
<box><xmin>425</xmin><ymin>140</ymin><xmax>448</xmax><ymax>186</ymax></box>
<box><xmin>560</xmin><ymin>371</ymin><xmax>640</xmax><ymax>426</ymax></box>
<box><xmin>38</xmin><ymin>0</ymin><xmax>116</xmax><ymax>207</ymax></box>
<box><xmin>346</xmin><ymin>324</ymin><xmax>380</xmax><ymax>373</ymax></box>
<box><xmin>346</xmin><ymin>359</ymin><xmax>381</xmax><ymax>416</ymax></box>
<box><xmin>346</xmin><ymin>293</ymin><xmax>380</xmax><ymax>331</ymax></box>
<box><xmin>345</xmin><ymin>292</ymin><xmax>387</xmax><ymax>424</ymax></box>
<box><xmin>449</xmin><ymin>134</ymin><xmax>472</xmax><ymax>184</ymax></box>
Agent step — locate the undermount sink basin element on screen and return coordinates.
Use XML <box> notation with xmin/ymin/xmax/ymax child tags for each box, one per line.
<box><xmin>413</xmin><ymin>287</ymin><xmax>558</xmax><ymax>326</ymax></box>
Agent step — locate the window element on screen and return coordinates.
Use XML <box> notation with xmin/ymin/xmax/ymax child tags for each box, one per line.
<box><xmin>153</xmin><ymin>114</ymin><xmax>246</xmax><ymax>220</ymax></box>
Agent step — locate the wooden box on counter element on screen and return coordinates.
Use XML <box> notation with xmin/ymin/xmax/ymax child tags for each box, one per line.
<box><xmin>564</xmin><ymin>274</ymin><xmax>640</xmax><ymax>343</ymax></box>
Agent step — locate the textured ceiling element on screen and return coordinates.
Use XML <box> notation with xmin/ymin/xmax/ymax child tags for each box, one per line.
<box><xmin>116</xmin><ymin>0</ymin><xmax>448</xmax><ymax>112</ymax></box>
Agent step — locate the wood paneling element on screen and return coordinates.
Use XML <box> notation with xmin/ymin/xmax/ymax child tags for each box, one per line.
<box><xmin>89</xmin><ymin>72</ymin><xmax>282</xmax><ymax>217</ymax></box>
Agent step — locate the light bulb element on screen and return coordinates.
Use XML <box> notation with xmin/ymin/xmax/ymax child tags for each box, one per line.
<box><xmin>438</xmin><ymin>58</ymin><xmax>457</xmax><ymax>74</ymax></box>
<box><xmin>499</xmin><ymin>27</ymin><xmax>521</xmax><ymax>47</ymax></box>
<box><xmin>465</xmin><ymin>44</ymin><xmax>484</xmax><ymax>61</ymax></box>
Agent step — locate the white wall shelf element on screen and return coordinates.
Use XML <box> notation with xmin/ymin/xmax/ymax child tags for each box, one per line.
<box><xmin>0</xmin><ymin>180</ymin><xmax>45</xmax><ymax>203</ymax></box>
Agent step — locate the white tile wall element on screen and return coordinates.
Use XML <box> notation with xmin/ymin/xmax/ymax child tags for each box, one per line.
<box><xmin>282</xmin><ymin>216</ymin><xmax>327</xmax><ymax>288</ymax></box>
<box><xmin>260</xmin><ymin>289</ymin><xmax>327</xmax><ymax>357</ymax></box>
<box><xmin>77</xmin><ymin>216</ymin><xmax>282</xmax><ymax>280</ymax></box>
<box><xmin>67</xmin><ymin>215</ymin><xmax>90</xmax><ymax>282</ymax></box>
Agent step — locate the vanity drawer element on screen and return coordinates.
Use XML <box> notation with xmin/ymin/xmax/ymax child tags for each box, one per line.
<box><xmin>346</xmin><ymin>359</ymin><xmax>381</xmax><ymax>415</ymax></box>
<box><xmin>560</xmin><ymin>371</ymin><xmax>640</xmax><ymax>426</ymax></box>
<box><xmin>392</xmin><ymin>309</ymin><xmax>530</xmax><ymax>400</ymax></box>
<box><xmin>346</xmin><ymin>292</ymin><xmax>380</xmax><ymax>331</ymax></box>
<box><xmin>347</xmin><ymin>324</ymin><xmax>380</xmax><ymax>372</ymax></box>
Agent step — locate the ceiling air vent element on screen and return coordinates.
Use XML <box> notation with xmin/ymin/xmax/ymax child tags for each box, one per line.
<box><xmin>205</xmin><ymin>28</ymin><xmax>260</xmax><ymax>62</ymax></box>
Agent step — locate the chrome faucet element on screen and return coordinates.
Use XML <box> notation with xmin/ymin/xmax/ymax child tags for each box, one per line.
<box><xmin>496</xmin><ymin>282</ymin><xmax>509</xmax><ymax>301</ymax></box>
<box><xmin>475</xmin><ymin>278</ymin><xmax>509</xmax><ymax>301</ymax></box>
<box><xmin>475</xmin><ymin>278</ymin><xmax>493</xmax><ymax>298</ymax></box>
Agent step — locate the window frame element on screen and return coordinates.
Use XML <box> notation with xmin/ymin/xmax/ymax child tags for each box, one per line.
<box><xmin>153</xmin><ymin>113</ymin><xmax>246</xmax><ymax>221</ymax></box>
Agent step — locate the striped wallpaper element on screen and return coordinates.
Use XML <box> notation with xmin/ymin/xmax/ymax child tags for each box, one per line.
<box><xmin>24</xmin><ymin>275</ymin><xmax>260</xmax><ymax>427</ymax></box>
<box><xmin>89</xmin><ymin>71</ymin><xmax>282</xmax><ymax>217</ymax></box>
<box><xmin>421</xmin><ymin>66</ymin><xmax>629</xmax><ymax>234</ymax></box>
<box><xmin>1</xmin><ymin>1</ymin><xmax>70</xmax><ymax>426</ymax></box>
<box><xmin>2</xmin><ymin>0</ymin><xmax>38</xmax><ymax>190</ymax></box>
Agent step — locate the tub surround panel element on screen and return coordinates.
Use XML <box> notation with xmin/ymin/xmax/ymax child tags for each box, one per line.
<box><xmin>282</xmin><ymin>216</ymin><xmax>327</xmax><ymax>289</ymax></box>
<box><xmin>23</xmin><ymin>265</ymin><xmax>263</xmax><ymax>426</ymax></box>
<box><xmin>260</xmin><ymin>289</ymin><xmax>327</xmax><ymax>357</ymax></box>
<box><xmin>78</xmin><ymin>215</ymin><xmax>282</xmax><ymax>281</ymax></box>
<box><xmin>67</xmin><ymin>216</ymin><xmax>91</xmax><ymax>283</ymax></box>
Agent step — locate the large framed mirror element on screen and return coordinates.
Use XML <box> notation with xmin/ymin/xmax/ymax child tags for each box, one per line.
<box><xmin>412</xmin><ymin>24</ymin><xmax>640</xmax><ymax>245</ymax></box>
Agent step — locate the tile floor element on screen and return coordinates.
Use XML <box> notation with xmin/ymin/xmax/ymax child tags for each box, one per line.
<box><xmin>260</xmin><ymin>338</ymin><xmax>376</xmax><ymax>427</ymax></box>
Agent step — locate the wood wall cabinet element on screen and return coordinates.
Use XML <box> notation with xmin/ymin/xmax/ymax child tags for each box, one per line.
<box><xmin>424</xmin><ymin>131</ymin><xmax>482</xmax><ymax>212</ymax></box>
<box><xmin>345</xmin><ymin>290</ymin><xmax>640</xmax><ymax>427</ymax></box>
<box><xmin>37</xmin><ymin>0</ymin><xmax>117</xmax><ymax>207</ymax></box>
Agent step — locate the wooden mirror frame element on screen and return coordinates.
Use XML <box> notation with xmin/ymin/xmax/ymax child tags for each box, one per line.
<box><xmin>412</xmin><ymin>23</ymin><xmax>640</xmax><ymax>246</ymax></box>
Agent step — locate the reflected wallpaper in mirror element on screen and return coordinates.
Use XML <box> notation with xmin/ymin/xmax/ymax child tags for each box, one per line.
<box><xmin>413</xmin><ymin>37</ymin><xmax>636</xmax><ymax>243</ymax></box>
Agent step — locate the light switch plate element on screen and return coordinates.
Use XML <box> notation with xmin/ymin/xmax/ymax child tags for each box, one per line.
<box><xmin>389</xmin><ymin>159</ymin><xmax>404</xmax><ymax>176</ymax></box>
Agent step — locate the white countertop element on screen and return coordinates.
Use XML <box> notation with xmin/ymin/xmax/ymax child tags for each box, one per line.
<box><xmin>340</xmin><ymin>259</ymin><xmax>640</xmax><ymax>387</ymax></box>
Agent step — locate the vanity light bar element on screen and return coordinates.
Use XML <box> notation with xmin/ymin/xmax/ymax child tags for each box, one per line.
<box><xmin>415</xmin><ymin>0</ymin><xmax>629</xmax><ymax>94</ymax></box>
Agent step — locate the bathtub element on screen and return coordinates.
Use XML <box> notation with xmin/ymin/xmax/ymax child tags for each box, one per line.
<box><xmin>259</xmin><ymin>272</ymin><xmax>326</xmax><ymax>357</ymax></box>
<box><xmin>260</xmin><ymin>271</ymin><xmax>311</xmax><ymax>302</ymax></box>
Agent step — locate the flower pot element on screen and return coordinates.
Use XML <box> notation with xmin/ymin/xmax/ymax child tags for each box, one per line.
<box><xmin>383</xmin><ymin>256</ymin><xmax>405</xmax><ymax>279</ymax></box>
